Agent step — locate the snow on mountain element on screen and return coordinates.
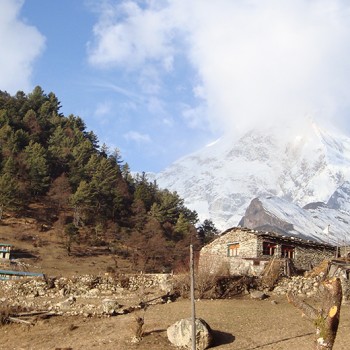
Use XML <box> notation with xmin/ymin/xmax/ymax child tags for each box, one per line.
<box><xmin>156</xmin><ymin>120</ymin><xmax>350</xmax><ymax>235</ymax></box>
<box><xmin>240</xmin><ymin>194</ymin><xmax>350</xmax><ymax>245</ymax></box>
<box><xmin>327</xmin><ymin>181</ymin><xmax>350</xmax><ymax>212</ymax></box>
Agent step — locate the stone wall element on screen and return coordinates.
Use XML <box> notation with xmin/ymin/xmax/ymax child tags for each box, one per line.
<box><xmin>273</xmin><ymin>263</ymin><xmax>350</xmax><ymax>303</ymax></box>
<box><xmin>199</xmin><ymin>229</ymin><xmax>266</xmax><ymax>275</ymax></box>
<box><xmin>293</xmin><ymin>246</ymin><xmax>334</xmax><ymax>271</ymax></box>
<box><xmin>0</xmin><ymin>273</ymin><xmax>174</xmax><ymax>317</ymax></box>
<box><xmin>273</xmin><ymin>275</ymin><xmax>323</xmax><ymax>298</ymax></box>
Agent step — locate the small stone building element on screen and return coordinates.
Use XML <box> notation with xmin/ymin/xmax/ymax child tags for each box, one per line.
<box><xmin>0</xmin><ymin>243</ymin><xmax>12</xmax><ymax>260</ymax></box>
<box><xmin>199</xmin><ymin>227</ymin><xmax>336</xmax><ymax>276</ymax></box>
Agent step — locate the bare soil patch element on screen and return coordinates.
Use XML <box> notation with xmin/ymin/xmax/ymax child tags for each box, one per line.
<box><xmin>1</xmin><ymin>296</ymin><xmax>350</xmax><ymax>350</ymax></box>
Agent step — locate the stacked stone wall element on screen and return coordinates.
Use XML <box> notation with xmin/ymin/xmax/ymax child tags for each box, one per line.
<box><xmin>294</xmin><ymin>246</ymin><xmax>334</xmax><ymax>270</ymax></box>
<box><xmin>199</xmin><ymin>230</ymin><xmax>261</xmax><ymax>275</ymax></box>
<box><xmin>0</xmin><ymin>273</ymin><xmax>174</xmax><ymax>317</ymax></box>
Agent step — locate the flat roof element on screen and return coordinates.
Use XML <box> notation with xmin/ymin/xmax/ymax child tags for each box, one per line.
<box><xmin>222</xmin><ymin>227</ymin><xmax>336</xmax><ymax>249</ymax></box>
<box><xmin>0</xmin><ymin>269</ymin><xmax>43</xmax><ymax>277</ymax></box>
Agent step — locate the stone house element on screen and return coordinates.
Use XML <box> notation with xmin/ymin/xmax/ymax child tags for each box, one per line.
<box><xmin>199</xmin><ymin>227</ymin><xmax>336</xmax><ymax>276</ymax></box>
<box><xmin>0</xmin><ymin>243</ymin><xmax>12</xmax><ymax>260</ymax></box>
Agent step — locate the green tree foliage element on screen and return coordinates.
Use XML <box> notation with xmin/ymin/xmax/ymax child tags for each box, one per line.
<box><xmin>70</xmin><ymin>180</ymin><xmax>93</xmax><ymax>226</ymax></box>
<box><xmin>197</xmin><ymin>219</ymin><xmax>219</xmax><ymax>244</ymax></box>
<box><xmin>0</xmin><ymin>86</ymin><xmax>211</xmax><ymax>272</ymax></box>
<box><xmin>0</xmin><ymin>173</ymin><xmax>21</xmax><ymax>219</ymax></box>
<box><xmin>24</xmin><ymin>141</ymin><xmax>50</xmax><ymax>196</ymax></box>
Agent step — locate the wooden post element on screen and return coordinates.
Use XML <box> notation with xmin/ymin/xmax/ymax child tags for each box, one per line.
<box><xmin>190</xmin><ymin>244</ymin><xmax>196</xmax><ymax>350</ymax></box>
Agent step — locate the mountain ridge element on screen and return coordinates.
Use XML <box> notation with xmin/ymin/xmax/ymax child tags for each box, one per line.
<box><xmin>156</xmin><ymin>120</ymin><xmax>350</xmax><ymax>241</ymax></box>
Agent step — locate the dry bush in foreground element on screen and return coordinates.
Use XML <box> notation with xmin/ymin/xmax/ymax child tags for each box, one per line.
<box><xmin>172</xmin><ymin>259</ymin><xmax>259</xmax><ymax>299</ymax></box>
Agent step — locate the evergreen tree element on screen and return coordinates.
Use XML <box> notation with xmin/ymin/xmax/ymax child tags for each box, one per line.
<box><xmin>0</xmin><ymin>173</ymin><xmax>21</xmax><ymax>219</ymax></box>
<box><xmin>23</xmin><ymin>109</ymin><xmax>41</xmax><ymax>142</ymax></box>
<box><xmin>197</xmin><ymin>219</ymin><xmax>219</xmax><ymax>245</ymax></box>
<box><xmin>174</xmin><ymin>212</ymin><xmax>190</xmax><ymax>240</ymax></box>
<box><xmin>70</xmin><ymin>180</ymin><xmax>93</xmax><ymax>226</ymax></box>
<box><xmin>23</xmin><ymin>141</ymin><xmax>50</xmax><ymax>196</ymax></box>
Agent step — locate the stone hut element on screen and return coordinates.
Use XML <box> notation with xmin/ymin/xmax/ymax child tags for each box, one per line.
<box><xmin>199</xmin><ymin>227</ymin><xmax>336</xmax><ymax>276</ymax></box>
<box><xmin>0</xmin><ymin>243</ymin><xmax>12</xmax><ymax>260</ymax></box>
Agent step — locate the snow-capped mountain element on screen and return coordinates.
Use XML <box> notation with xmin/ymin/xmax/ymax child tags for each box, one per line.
<box><xmin>240</xmin><ymin>191</ymin><xmax>350</xmax><ymax>245</ymax></box>
<box><xmin>156</xmin><ymin>120</ymin><xmax>350</xmax><ymax>235</ymax></box>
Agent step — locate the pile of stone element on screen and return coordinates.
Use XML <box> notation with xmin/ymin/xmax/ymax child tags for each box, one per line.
<box><xmin>0</xmin><ymin>273</ymin><xmax>173</xmax><ymax>318</ymax></box>
<box><xmin>272</xmin><ymin>274</ymin><xmax>323</xmax><ymax>298</ymax></box>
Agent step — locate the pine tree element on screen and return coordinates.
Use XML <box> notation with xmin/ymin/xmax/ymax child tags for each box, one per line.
<box><xmin>23</xmin><ymin>141</ymin><xmax>50</xmax><ymax>196</ymax></box>
<box><xmin>0</xmin><ymin>173</ymin><xmax>21</xmax><ymax>219</ymax></box>
<box><xmin>70</xmin><ymin>180</ymin><xmax>93</xmax><ymax>226</ymax></box>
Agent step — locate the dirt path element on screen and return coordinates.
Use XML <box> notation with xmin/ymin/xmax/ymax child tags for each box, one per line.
<box><xmin>1</xmin><ymin>296</ymin><xmax>350</xmax><ymax>350</ymax></box>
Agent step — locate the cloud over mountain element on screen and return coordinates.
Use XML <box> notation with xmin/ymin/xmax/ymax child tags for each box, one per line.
<box><xmin>88</xmin><ymin>0</ymin><xmax>350</xmax><ymax>137</ymax></box>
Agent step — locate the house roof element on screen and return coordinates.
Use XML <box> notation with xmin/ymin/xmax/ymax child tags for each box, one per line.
<box><xmin>221</xmin><ymin>227</ymin><xmax>336</xmax><ymax>250</ymax></box>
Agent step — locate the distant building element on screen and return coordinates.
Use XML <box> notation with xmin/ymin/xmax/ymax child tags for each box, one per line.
<box><xmin>199</xmin><ymin>227</ymin><xmax>336</xmax><ymax>276</ymax></box>
<box><xmin>0</xmin><ymin>243</ymin><xmax>44</xmax><ymax>280</ymax></box>
<box><xmin>0</xmin><ymin>243</ymin><xmax>12</xmax><ymax>260</ymax></box>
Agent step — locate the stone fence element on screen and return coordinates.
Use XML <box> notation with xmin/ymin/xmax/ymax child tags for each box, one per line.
<box><xmin>0</xmin><ymin>273</ymin><xmax>174</xmax><ymax>317</ymax></box>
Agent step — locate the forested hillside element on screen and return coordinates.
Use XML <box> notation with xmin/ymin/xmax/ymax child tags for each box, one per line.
<box><xmin>0</xmin><ymin>87</ymin><xmax>217</xmax><ymax>272</ymax></box>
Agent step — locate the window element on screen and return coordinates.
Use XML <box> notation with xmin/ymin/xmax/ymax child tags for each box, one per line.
<box><xmin>227</xmin><ymin>243</ymin><xmax>240</xmax><ymax>257</ymax></box>
<box><xmin>262</xmin><ymin>242</ymin><xmax>276</xmax><ymax>256</ymax></box>
<box><xmin>281</xmin><ymin>245</ymin><xmax>295</xmax><ymax>259</ymax></box>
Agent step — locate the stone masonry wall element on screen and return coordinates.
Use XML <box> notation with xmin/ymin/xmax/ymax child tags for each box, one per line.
<box><xmin>199</xmin><ymin>229</ymin><xmax>264</xmax><ymax>275</ymax></box>
<box><xmin>256</xmin><ymin>236</ymin><xmax>335</xmax><ymax>271</ymax></box>
<box><xmin>293</xmin><ymin>246</ymin><xmax>335</xmax><ymax>270</ymax></box>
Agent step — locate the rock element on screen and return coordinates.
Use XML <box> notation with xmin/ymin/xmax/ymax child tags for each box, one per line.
<box><xmin>250</xmin><ymin>290</ymin><xmax>268</xmax><ymax>300</ymax></box>
<box><xmin>102</xmin><ymin>299</ymin><xmax>121</xmax><ymax>315</ymax></box>
<box><xmin>167</xmin><ymin>318</ymin><xmax>213</xmax><ymax>350</ymax></box>
<box><xmin>58</xmin><ymin>296</ymin><xmax>76</xmax><ymax>310</ymax></box>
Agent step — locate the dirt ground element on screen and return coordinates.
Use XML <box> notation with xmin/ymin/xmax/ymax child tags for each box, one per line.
<box><xmin>1</xmin><ymin>295</ymin><xmax>350</xmax><ymax>350</ymax></box>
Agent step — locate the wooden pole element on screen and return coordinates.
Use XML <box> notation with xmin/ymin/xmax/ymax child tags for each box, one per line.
<box><xmin>190</xmin><ymin>244</ymin><xmax>196</xmax><ymax>350</ymax></box>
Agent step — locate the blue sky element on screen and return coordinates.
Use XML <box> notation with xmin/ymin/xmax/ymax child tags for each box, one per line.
<box><xmin>2</xmin><ymin>0</ymin><xmax>350</xmax><ymax>173</ymax></box>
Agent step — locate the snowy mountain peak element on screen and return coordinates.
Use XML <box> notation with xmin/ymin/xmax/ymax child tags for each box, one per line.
<box><xmin>240</xmin><ymin>194</ymin><xmax>350</xmax><ymax>245</ymax></box>
<box><xmin>156</xmin><ymin>121</ymin><xmax>350</xmax><ymax>233</ymax></box>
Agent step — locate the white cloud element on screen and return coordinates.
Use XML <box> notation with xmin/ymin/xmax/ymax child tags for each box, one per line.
<box><xmin>88</xmin><ymin>0</ymin><xmax>350</xmax><ymax>137</ymax></box>
<box><xmin>0</xmin><ymin>0</ymin><xmax>45</xmax><ymax>93</ymax></box>
<box><xmin>94</xmin><ymin>101</ymin><xmax>112</xmax><ymax>117</ymax></box>
<box><xmin>124</xmin><ymin>130</ymin><xmax>151</xmax><ymax>143</ymax></box>
<box><xmin>87</xmin><ymin>1</ymin><xmax>176</xmax><ymax>69</ymax></box>
<box><xmin>182</xmin><ymin>104</ymin><xmax>207</xmax><ymax>129</ymax></box>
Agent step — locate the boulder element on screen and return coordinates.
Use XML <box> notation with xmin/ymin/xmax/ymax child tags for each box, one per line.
<box><xmin>102</xmin><ymin>299</ymin><xmax>121</xmax><ymax>315</ymax></box>
<box><xmin>167</xmin><ymin>318</ymin><xmax>213</xmax><ymax>350</ymax></box>
<box><xmin>57</xmin><ymin>296</ymin><xmax>76</xmax><ymax>310</ymax></box>
<box><xmin>250</xmin><ymin>290</ymin><xmax>268</xmax><ymax>300</ymax></box>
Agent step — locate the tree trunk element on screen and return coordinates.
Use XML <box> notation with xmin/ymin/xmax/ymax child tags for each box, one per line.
<box><xmin>287</xmin><ymin>277</ymin><xmax>342</xmax><ymax>350</ymax></box>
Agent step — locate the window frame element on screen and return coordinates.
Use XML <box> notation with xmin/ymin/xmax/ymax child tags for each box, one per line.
<box><xmin>227</xmin><ymin>242</ymin><xmax>240</xmax><ymax>257</ymax></box>
<box><xmin>281</xmin><ymin>244</ymin><xmax>295</xmax><ymax>259</ymax></box>
<box><xmin>262</xmin><ymin>241</ymin><xmax>277</xmax><ymax>256</ymax></box>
